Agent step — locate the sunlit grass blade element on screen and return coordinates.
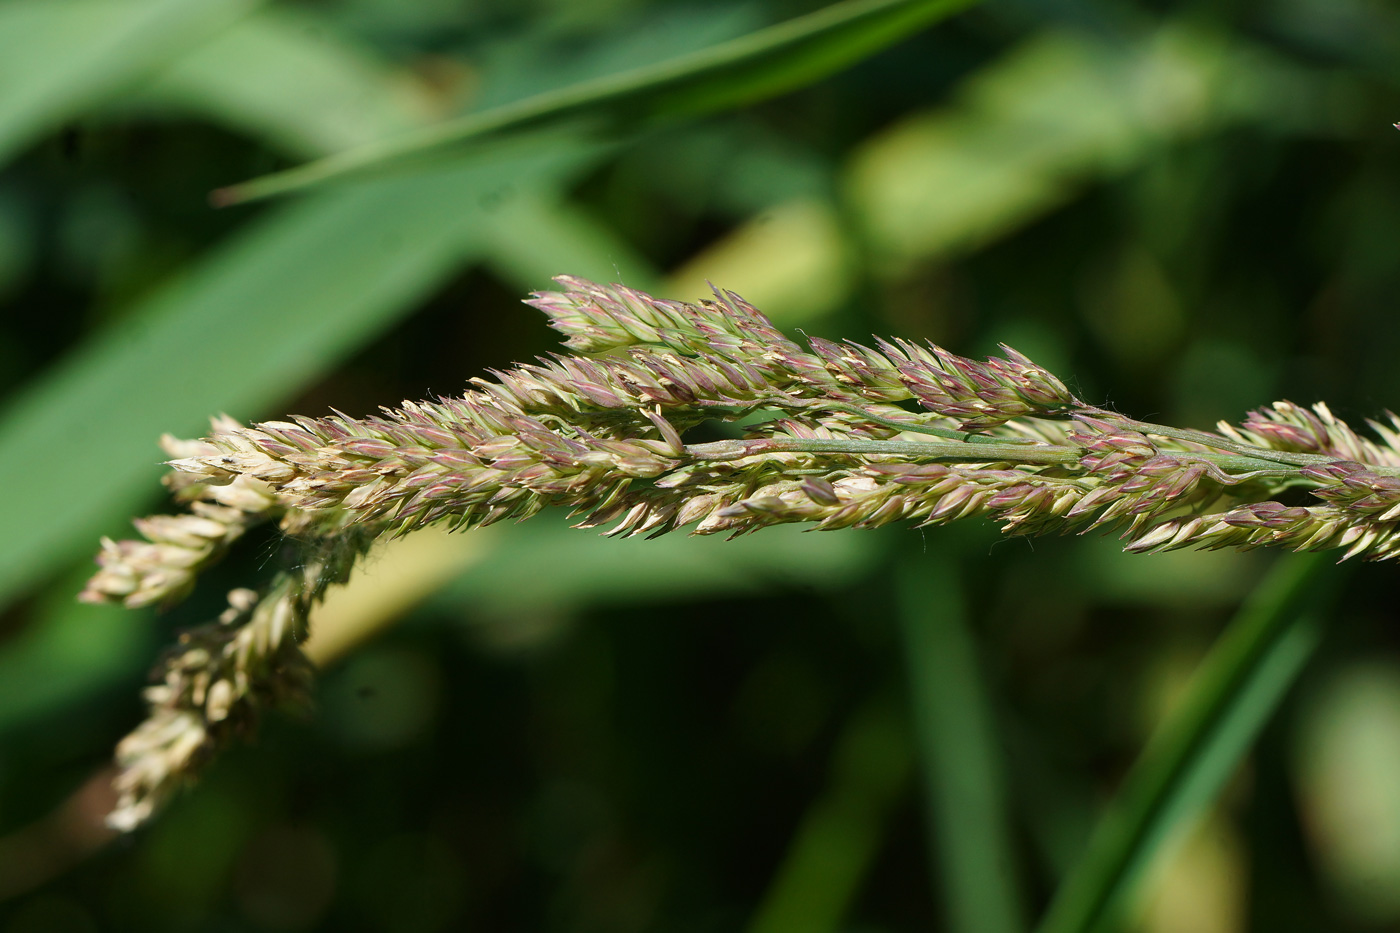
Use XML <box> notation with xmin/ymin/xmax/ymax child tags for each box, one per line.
<box><xmin>0</xmin><ymin>0</ymin><xmax>259</xmax><ymax>165</ymax></box>
<box><xmin>428</xmin><ymin>514</ymin><xmax>877</xmax><ymax>616</ymax></box>
<box><xmin>747</xmin><ymin>697</ymin><xmax>911</xmax><ymax>933</ymax></box>
<box><xmin>0</xmin><ymin>140</ymin><xmax>597</xmax><ymax>611</ymax></box>
<box><xmin>480</xmin><ymin>188</ymin><xmax>661</xmax><ymax>292</ymax></box>
<box><xmin>898</xmin><ymin>546</ymin><xmax>1024</xmax><ymax>933</ymax></box>
<box><xmin>844</xmin><ymin>26</ymin><xmax>1313</xmax><ymax>272</ymax></box>
<box><xmin>1035</xmin><ymin>552</ymin><xmax>1337</xmax><ymax>933</ymax></box>
<box><xmin>317</xmin><ymin>514</ymin><xmax>879</xmax><ymax>666</ymax></box>
<box><xmin>213</xmin><ymin>0</ymin><xmax>979</xmax><ymax>205</ymax></box>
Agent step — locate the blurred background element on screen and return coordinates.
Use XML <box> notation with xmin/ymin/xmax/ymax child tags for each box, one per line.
<box><xmin>2</xmin><ymin>0</ymin><xmax>1400</xmax><ymax>930</ymax></box>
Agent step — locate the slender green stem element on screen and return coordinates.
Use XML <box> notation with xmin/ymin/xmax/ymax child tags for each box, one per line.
<box><xmin>1034</xmin><ymin>553</ymin><xmax>1339</xmax><ymax>933</ymax></box>
<box><xmin>706</xmin><ymin>399</ymin><xmax>1388</xmax><ymax>475</ymax></box>
<box><xmin>685</xmin><ymin>437</ymin><xmax>1081</xmax><ymax>464</ymax></box>
<box><xmin>691</xmin><ymin>398</ymin><xmax>1035</xmax><ymax>444</ymax></box>
<box><xmin>898</xmin><ymin>546</ymin><xmax>1024</xmax><ymax>933</ymax></box>
<box><xmin>684</xmin><ymin>436</ymin><xmax>1319</xmax><ymax>478</ymax></box>
<box><xmin>1116</xmin><ymin>418</ymin><xmax>1333</xmax><ymax>468</ymax></box>
<box><xmin>814</xmin><ymin>401</ymin><xmax>1039</xmax><ymax>444</ymax></box>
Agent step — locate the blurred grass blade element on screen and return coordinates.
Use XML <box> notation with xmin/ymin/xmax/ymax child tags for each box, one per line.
<box><xmin>480</xmin><ymin>188</ymin><xmax>661</xmax><ymax>293</ymax></box>
<box><xmin>1035</xmin><ymin>553</ymin><xmax>1336</xmax><ymax>933</ymax></box>
<box><xmin>132</xmin><ymin>7</ymin><xmax>436</xmax><ymax>159</ymax></box>
<box><xmin>214</xmin><ymin>0</ymin><xmax>979</xmax><ymax>204</ymax></box>
<box><xmin>898</xmin><ymin>547</ymin><xmax>1024</xmax><ymax>933</ymax></box>
<box><xmin>0</xmin><ymin>137</ymin><xmax>598</xmax><ymax>610</ymax></box>
<box><xmin>747</xmin><ymin>698</ymin><xmax>911</xmax><ymax>933</ymax></box>
<box><xmin>0</xmin><ymin>566</ymin><xmax>155</xmax><ymax>735</ymax></box>
<box><xmin>429</xmin><ymin>514</ymin><xmax>877</xmax><ymax>616</ymax></box>
<box><xmin>312</xmin><ymin>517</ymin><xmax>875</xmax><ymax>667</ymax></box>
<box><xmin>0</xmin><ymin>0</ymin><xmax>259</xmax><ymax>165</ymax></box>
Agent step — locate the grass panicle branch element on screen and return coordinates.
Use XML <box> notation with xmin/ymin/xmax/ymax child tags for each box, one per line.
<box><xmin>83</xmin><ymin>277</ymin><xmax>1400</xmax><ymax>828</ymax></box>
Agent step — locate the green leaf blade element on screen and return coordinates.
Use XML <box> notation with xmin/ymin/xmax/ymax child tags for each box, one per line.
<box><xmin>0</xmin><ymin>0</ymin><xmax>261</xmax><ymax>165</ymax></box>
<box><xmin>1035</xmin><ymin>553</ymin><xmax>1337</xmax><ymax>933</ymax></box>
<box><xmin>0</xmin><ymin>141</ymin><xmax>597</xmax><ymax>610</ymax></box>
<box><xmin>213</xmin><ymin>0</ymin><xmax>980</xmax><ymax>204</ymax></box>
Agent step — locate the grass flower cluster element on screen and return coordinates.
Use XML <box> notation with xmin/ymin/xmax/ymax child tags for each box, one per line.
<box><xmin>82</xmin><ymin>277</ymin><xmax>1400</xmax><ymax>830</ymax></box>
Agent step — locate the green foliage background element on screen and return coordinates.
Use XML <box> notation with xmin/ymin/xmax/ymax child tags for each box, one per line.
<box><xmin>1</xmin><ymin>0</ymin><xmax>1399</xmax><ymax>931</ymax></box>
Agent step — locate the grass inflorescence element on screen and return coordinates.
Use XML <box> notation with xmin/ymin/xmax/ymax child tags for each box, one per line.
<box><xmin>82</xmin><ymin>277</ymin><xmax>1400</xmax><ymax>829</ymax></box>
